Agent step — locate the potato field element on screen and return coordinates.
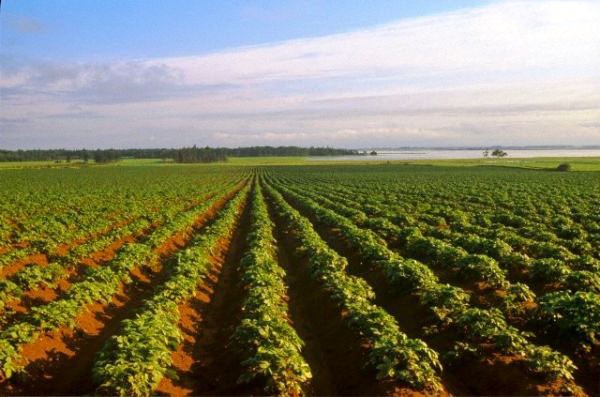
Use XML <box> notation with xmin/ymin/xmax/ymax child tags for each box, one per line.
<box><xmin>0</xmin><ymin>164</ymin><xmax>598</xmax><ymax>396</ymax></box>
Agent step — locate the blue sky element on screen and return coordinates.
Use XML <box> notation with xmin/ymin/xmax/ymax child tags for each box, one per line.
<box><xmin>1</xmin><ymin>1</ymin><xmax>599</xmax><ymax>149</ymax></box>
<box><xmin>2</xmin><ymin>1</ymin><xmax>491</xmax><ymax>60</ymax></box>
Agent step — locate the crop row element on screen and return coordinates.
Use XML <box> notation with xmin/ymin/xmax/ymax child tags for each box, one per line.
<box><xmin>0</xmin><ymin>180</ymin><xmax>247</xmax><ymax>380</ymax></box>
<box><xmin>278</xmin><ymin>171</ymin><xmax>598</xmax><ymax>260</ymax></box>
<box><xmin>286</xmin><ymin>180</ymin><xmax>598</xmax><ymax>297</ymax></box>
<box><xmin>0</xmin><ymin>185</ymin><xmax>235</xmax><ymax>323</ymax></box>
<box><xmin>267</xmin><ymin>178</ymin><xmax>579</xmax><ymax>390</ymax></box>
<box><xmin>0</xmin><ymin>171</ymin><xmax>238</xmax><ymax>267</ymax></box>
<box><xmin>92</xmin><ymin>182</ymin><xmax>250</xmax><ymax>396</ymax></box>
<box><xmin>285</xmin><ymin>179</ymin><xmax>598</xmax><ymax>295</ymax></box>
<box><xmin>230</xmin><ymin>181</ymin><xmax>312</xmax><ymax>394</ymax></box>
<box><xmin>291</xmin><ymin>177</ymin><xmax>595</xmax><ymax>261</ymax></box>
<box><xmin>278</xmin><ymin>180</ymin><xmax>600</xmax><ymax>349</ymax></box>
<box><xmin>264</xmin><ymin>181</ymin><xmax>444</xmax><ymax>392</ymax></box>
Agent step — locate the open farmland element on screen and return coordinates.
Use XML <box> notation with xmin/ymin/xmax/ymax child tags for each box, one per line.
<box><xmin>0</xmin><ymin>163</ymin><xmax>598</xmax><ymax>396</ymax></box>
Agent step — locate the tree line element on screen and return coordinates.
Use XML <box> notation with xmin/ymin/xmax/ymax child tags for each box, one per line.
<box><xmin>174</xmin><ymin>146</ymin><xmax>228</xmax><ymax>163</ymax></box>
<box><xmin>0</xmin><ymin>149</ymin><xmax>120</xmax><ymax>163</ymax></box>
<box><xmin>0</xmin><ymin>146</ymin><xmax>361</xmax><ymax>163</ymax></box>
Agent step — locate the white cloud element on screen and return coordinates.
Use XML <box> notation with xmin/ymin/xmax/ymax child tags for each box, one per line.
<box><xmin>159</xmin><ymin>0</ymin><xmax>599</xmax><ymax>84</ymax></box>
<box><xmin>1</xmin><ymin>0</ymin><xmax>599</xmax><ymax>149</ymax></box>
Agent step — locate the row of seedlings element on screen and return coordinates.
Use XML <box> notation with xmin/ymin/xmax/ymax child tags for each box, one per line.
<box><xmin>230</xmin><ymin>182</ymin><xmax>312</xmax><ymax>395</ymax></box>
<box><xmin>268</xmin><ymin>180</ymin><xmax>580</xmax><ymax>392</ymax></box>
<box><xmin>264</xmin><ymin>182</ymin><xmax>444</xmax><ymax>392</ymax></box>
<box><xmin>0</xmin><ymin>180</ymin><xmax>247</xmax><ymax>381</ymax></box>
<box><xmin>92</xmin><ymin>183</ymin><xmax>251</xmax><ymax>396</ymax></box>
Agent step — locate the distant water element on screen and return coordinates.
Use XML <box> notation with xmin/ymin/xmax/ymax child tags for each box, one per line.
<box><xmin>309</xmin><ymin>149</ymin><xmax>600</xmax><ymax>161</ymax></box>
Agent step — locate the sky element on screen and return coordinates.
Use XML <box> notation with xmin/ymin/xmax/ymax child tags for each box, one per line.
<box><xmin>1</xmin><ymin>0</ymin><xmax>599</xmax><ymax>149</ymax></box>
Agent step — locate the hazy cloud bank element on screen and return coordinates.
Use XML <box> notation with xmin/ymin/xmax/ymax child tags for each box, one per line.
<box><xmin>1</xmin><ymin>0</ymin><xmax>599</xmax><ymax>149</ymax></box>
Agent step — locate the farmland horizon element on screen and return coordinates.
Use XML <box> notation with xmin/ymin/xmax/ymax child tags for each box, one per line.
<box><xmin>2</xmin><ymin>144</ymin><xmax>600</xmax><ymax>151</ymax></box>
<box><xmin>0</xmin><ymin>2</ymin><xmax>599</xmax><ymax>396</ymax></box>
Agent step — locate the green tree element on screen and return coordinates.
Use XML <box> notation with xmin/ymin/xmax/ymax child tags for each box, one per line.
<box><xmin>556</xmin><ymin>163</ymin><xmax>571</xmax><ymax>172</ymax></box>
<box><xmin>491</xmin><ymin>149</ymin><xmax>507</xmax><ymax>158</ymax></box>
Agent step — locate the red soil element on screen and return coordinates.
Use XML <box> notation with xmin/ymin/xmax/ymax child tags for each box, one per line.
<box><xmin>0</xmin><ymin>220</ymin><xmax>134</xmax><ymax>281</ymax></box>
<box><xmin>159</xmin><ymin>198</ymin><xmax>251</xmax><ymax>396</ymax></box>
<box><xmin>0</xmin><ymin>242</ymin><xmax>30</xmax><ymax>260</ymax></box>
<box><xmin>23</xmin><ymin>285</ymin><xmax>58</xmax><ymax>304</ymax></box>
<box><xmin>155</xmin><ymin>249</ymin><xmax>224</xmax><ymax>396</ymax></box>
<box><xmin>1</xmin><ymin>290</ymin><xmax>128</xmax><ymax>395</ymax></box>
<box><xmin>265</xmin><ymin>193</ymin><xmax>422</xmax><ymax>397</ymax></box>
<box><xmin>1</xmin><ymin>190</ymin><xmax>227</xmax><ymax>319</ymax></box>
<box><xmin>3</xmin><ymin>299</ymin><xmax>27</xmax><ymax>316</ymax></box>
<box><xmin>280</xmin><ymin>192</ymin><xmax>576</xmax><ymax>396</ymax></box>
<box><xmin>0</xmin><ymin>233</ymin><xmax>141</xmax><ymax>324</ymax></box>
<box><xmin>1</xmin><ymin>190</ymin><xmax>219</xmax><ymax>284</ymax></box>
<box><xmin>0</xmin><ymin>253</ymin><xmax>48</xmax><ymax>279</ymax></box>
<box><xmin>80</xmin><ymin>234</ymin><xmax>138</xmax><ymax>268</ymax></box>
<box><xmin>0</xmin><ymin>182</ymin><xmax>249</xmax><ymax>396</ymax></box>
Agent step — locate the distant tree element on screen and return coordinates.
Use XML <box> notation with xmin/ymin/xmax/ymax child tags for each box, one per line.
<box><xmin>491</xmin><ymin>149</ymin><xmax>508</xmax><ymax>158</ymax></box>
<box><xmin>370</xmin><ymin>151</ymin><xmax>378</xmax><ymax>156</ymax></box>
<box><xmin>556</xmin><ymin>163</ymin><xmax>571</xmax><ymax>172</ymax></box>
<box><xmin>66</xmin><ymin>154</ymin><xmax>71</xmax><ymax>163</ymax></box>
<box><xmin>93</xmin><ymin>149</ymin><xmax>120</xmax><ymax>164</ymax></box>
<box><xmin>82</xmin><ymin>150</ymin><xmax>89</xmax><ymax>163</ymax></box>
<box><xmin>483</xmin><ymin>149</ymin><xmax>489</xmax><ymax>158</ymax></box>
<box><xmin>173</xmin><ymin>145</ymin><xmax>227</xmax><ymax>163</ymax></box>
